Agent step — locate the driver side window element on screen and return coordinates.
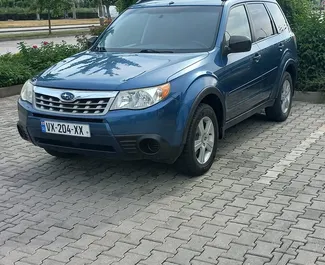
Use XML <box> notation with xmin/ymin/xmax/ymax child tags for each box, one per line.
<box><xmin>225</xmin><ymin>5</ymin><xmax>251</xmax><ymax>45</ymax></box>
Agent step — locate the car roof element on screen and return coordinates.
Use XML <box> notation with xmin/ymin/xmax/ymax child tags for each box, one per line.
<box><xmin>132</xmin><ymin>0</ymin><xmax>277</xmax><ymax>8</ymax></box>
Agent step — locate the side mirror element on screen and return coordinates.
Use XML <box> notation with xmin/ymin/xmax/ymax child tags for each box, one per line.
<box><xmin>87</xmin><ymin>36</ymin><xmax>98</xmax><ymax>48</ymax></box>
<box><xmin>226</xmin><ymin>35</ymin><xmax>252</xmax><ymax>54</ymax></box>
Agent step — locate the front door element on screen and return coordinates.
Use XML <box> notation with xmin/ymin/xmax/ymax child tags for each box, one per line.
<box><xmin>216</xmin><ymin>4</ymin><xmax>261</xmax><ymax>121</ymax></box>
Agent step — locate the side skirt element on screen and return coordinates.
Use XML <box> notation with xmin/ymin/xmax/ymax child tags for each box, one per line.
<box><xmin>224</xmin><ymin>99</ymin><xmax>275</xmax><ymax>131</ymax></box>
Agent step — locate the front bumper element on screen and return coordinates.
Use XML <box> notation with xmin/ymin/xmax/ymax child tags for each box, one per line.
<box><xmin>17</xmin><ymin>98</ymin><xmax>183</xmax><ymax>163</ymax></box>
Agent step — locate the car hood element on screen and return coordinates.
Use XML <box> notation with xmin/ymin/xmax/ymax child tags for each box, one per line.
<box><xmin>35</xmin><ymin>51</ymin><xmax>208</xmax><ymax>90</ymax></box>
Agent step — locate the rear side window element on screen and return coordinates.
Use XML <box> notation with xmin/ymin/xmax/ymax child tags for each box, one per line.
<box><xmin>225</xmin><ymin>5</ymin><xmax>251</xmax><ymax>43</ymax></box>
<box><xmin>267</xmin><ymin>3</ymin><xmax>288</xmax><ymax>33</ymax></box>
<box><xmin>247</xmin><ymin>4</ymin><xmax>274</xmax><ymax>41</ymax></box>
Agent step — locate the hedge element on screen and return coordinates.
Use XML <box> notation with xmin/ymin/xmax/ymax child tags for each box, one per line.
<box><xmin>276</xmin><ymin>0</ymin><xmax>325</xmax><ymax>91</ymax></box>
<box><xmin>295</xmin><ymin>13</ymin><xmax>325</xmax><ymax>91</ymax></box>
<box><xmin>0</xmin><ymin>8</ymin><xmax>98</xmax><ymax>21</ymax></box>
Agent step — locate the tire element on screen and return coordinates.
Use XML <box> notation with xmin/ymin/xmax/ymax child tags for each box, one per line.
<box><xmin>175</xmin><ymin>103</ymin><xmax>219</xmax><ymax>176</ymax></box>
<box><xmin>44</xmin><ymin>148</ymin><xmax>77</xmax><ymax>158</ymax></box>
<box><xmin>266</xmin><ymin>72</ymin><xmax>293</xmax><ymax>122</ymax></box>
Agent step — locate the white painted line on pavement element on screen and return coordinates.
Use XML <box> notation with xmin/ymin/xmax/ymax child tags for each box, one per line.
<box><xmin>255</xmin><ymin>124</ymin><xmax>325</xmax><ymax>185</ymax></box>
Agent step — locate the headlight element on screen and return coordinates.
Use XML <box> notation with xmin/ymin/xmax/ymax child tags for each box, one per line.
<box><xmin>20</xmin><ymin>80</ymin><xmax>34</xmax><ymax>104</ymax></box>
<box><xmin>110</xmin><ymin>83</ymin><xmax>170</xmax><ymax>110</ymax></box>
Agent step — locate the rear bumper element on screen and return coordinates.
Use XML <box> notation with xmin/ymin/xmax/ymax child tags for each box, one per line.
<box><xmin>17</xmin><ymin>98</ymin><xmax>182</xmax><ymax>163</ymax></box>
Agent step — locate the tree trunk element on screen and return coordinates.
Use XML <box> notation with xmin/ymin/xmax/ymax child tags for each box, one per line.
<box><xmin>72</xmin><ymin>1</ymin><xmax>77</xmax><ymax>19</ymax></box>
<box><xmin>99</xmin><ymin>0</ymin><xmax>105</xmax><ymax>26</ymax></box>
<box><xmin>48</xmin><ymin>9</ymin><xmax>52</xmax><ymax>35</ymax></box>
<box><xmin>36</xmin><ymin>13</ymin><xmax>40</xmax><ymax>20</ymax></box>
<box><xmin>99</xmin><ymin>17</ymin><xmax>105</xmax><ymax>26</ymax></box>
<box><xmin>107</xmin><ymin>6</ymin><xmax>111</xmax><ymax>19</ymax></box>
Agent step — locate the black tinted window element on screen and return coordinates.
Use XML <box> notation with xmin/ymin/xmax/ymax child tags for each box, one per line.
<box><xmin>267</xmin><ymin>3</ymin><xmax>288</xmax><ymax>33</ymax></box>
<box><xmin>225</xmin><ymin>5</ymin><xmax>251</xmax><ymax>43</ymax></box>
<box><xmin>95</xmin><ymin>6</ymin><xmax>222</xmax><ymax>53</ymax></box>
<box><xmin>247</xmin><ymin>4</ymin><xmax>274</xmax><ymax>41</ymax></box>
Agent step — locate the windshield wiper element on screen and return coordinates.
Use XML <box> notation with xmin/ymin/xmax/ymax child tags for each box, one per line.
<box><xmin>93</xmin><ymin>47</ymin><xmax>107</xmax><ymax>52</ymax></box>
<box><xmin>139</xmin><ymin>49</ymin><xmax>174</xmax><ymax>53</ymax></box>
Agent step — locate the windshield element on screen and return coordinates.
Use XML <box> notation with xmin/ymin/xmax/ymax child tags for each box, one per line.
<box><xmin>94</xmin><ymin>6</ymin><xmax>222</xmax><ymax>53</ymax></box>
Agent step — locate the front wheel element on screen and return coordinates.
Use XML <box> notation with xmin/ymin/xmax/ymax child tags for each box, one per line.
<box><xmin>266</xmin><ymin>72</ymin><xmax>293</xmax><ymax>122</ymax></box>
<box><xmin>175</xmin><ymin>104</ymin><xmax>218</xmax><ymax>176</ymax></box>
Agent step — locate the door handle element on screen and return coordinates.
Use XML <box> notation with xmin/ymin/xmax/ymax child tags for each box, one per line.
<box><xmin>253</xmin><ymin>53</ymin><xmax>261</xmax><ymax>62</ymax></box>
<box><xmin>278</xmin><ymin>43</ymin><xmax>284</xmax><ymax>51</ymax></box>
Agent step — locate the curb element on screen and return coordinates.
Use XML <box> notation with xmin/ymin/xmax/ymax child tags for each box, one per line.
<box><xmin>0</xmin><ymin>25</ymin><xmax>94</xmax><ymax>34</ymax></box>
<box><xmin>0</xmin><ymin>84</ymin><xmax>22</xmax><ymax>98</ymax></box>
<box><xmin>1</xmin><ymin>85</ymin><xmax>325</xmax><ymax>104</ymax></box>
<box><xmin>293</xmin><ymin>91</ymin><xmax>325</xmax><ymax>104</ymax></box>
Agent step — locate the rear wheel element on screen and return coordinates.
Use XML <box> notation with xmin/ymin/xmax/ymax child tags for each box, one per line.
<box><xmin>176</xmin><ymin>104</ymin><xmax>218</xmax><ymax>176</ymax></box>
<box><xmin>266</xmin><ymin>72</ymin><xmax>293</xmax><ymax>122</ymax></box>
<box><xmin>44</xmin><ymin>148</ymin><xmax>77</xmax><ymax>159</ymax></box>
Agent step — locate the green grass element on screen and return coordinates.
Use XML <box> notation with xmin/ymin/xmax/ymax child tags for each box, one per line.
<box><xmin>0</xmin><ymin>29</ymin><xmax>89</xmax><ymax>41</ymax></box>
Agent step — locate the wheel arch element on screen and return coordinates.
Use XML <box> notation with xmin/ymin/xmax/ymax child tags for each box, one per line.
<box><xmin>182</xmin><ymin>87</ymin><xmax>226</xmax><ymax>145</ymax></box>
<box><xmin>274</xmin><ymin>58</ymin><xmax>297</xmax><ymax>98</ymax></box>
<box><xmin>285</xmin><ymin>62</ymin><xmax>297</xmax><ymax>93</ymax></box>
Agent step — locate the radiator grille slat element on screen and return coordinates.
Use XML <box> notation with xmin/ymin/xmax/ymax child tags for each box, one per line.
<box><xmin>35</xmin><ymin>92</ymin><xmax>112</xmax><ymax>115</ymax></box>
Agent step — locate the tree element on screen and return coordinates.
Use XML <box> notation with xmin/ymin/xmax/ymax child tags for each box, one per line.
<box><xmin>116</xmin><ymin>0</ymin><xmax>136</xmax><ymax>12</ymax></box>
<box><xmin>277</xmin><ymin>0</ymin><xmax>311</xmax><ymax>28</ymax></box>
<box><xmin>94</xmin><ymin>0</ymin><xmax>117</xmax><ymax>26</ymax></box>
<box><xmin>33</xmin><ymin>0</ymin><xmax>72</xmax><ymax>34</ymax></box>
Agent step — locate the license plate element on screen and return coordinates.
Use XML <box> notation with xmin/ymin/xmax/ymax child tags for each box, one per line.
<box><xmin>41</xmin><ymin>120</ymin><xmax>91</xmax><ymax>137</ymax></box>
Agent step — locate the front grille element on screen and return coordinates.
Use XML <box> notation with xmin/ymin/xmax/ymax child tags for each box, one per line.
<box><xmin>32</xmin><ymin>113</ymin><xmax>104</xmax><ymax>123</ymax></box>
<box><xmin>33</xmin><ymin>86</ymin><xmax>118</xmax><ymax>116</ymax></box>
<box><xmin>35</xmin><ymin>93</ymin><xmax>111</xmax><ymax>115</ymax></box>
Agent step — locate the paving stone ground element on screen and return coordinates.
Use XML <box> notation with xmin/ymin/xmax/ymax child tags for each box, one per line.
<box><xmin>1</xmin><ymin>95</ymin><xmax>325</xmax><ymax>265</ymax></box>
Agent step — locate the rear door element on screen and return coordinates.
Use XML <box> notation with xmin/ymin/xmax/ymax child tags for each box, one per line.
<box><xmin>265</xmin><ymin>2</ymin><xmax>295</xmax><ymax>93</ymax></box>
<box><xmin>246</xmin><ymin>3</ymin><xmax>280</xmax><ymax>103</ymax></box>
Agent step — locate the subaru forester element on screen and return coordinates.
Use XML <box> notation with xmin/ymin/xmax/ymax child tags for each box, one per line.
<box><xmin>17</xmin><ymin>0</ymin><xmax>298</xmax><ymax>176</ymax></box>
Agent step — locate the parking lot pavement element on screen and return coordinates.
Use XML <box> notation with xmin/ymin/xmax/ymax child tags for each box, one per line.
<box><xmin>1</xmin><ymin>95</ymin><xmax>325</xmax><ymax>265</ymax></box>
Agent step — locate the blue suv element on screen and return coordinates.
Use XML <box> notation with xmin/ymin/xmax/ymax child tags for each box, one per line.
<box><xmin>17</xmin><ymin>0</ymin><xmax>298</xmax><ymax>176</ymax></box>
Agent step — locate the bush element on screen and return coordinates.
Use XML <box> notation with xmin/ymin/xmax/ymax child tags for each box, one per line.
<box><xmin>277</xmin><ymin>1</ymin><xmax>325</xmax><ymax>91</ymax></box>
<box><xmin>75</xmin><ymin>19</ymin><xmax>112</xmax><ymax>49</ymax></box>
<box><xmin>0</xmin><ymin>41</ymin><xmax>84</xmax><ymax>88</ymax></box>
<box><xmin>0</xmin><ymin>54</ymin><xmax>33</xmax><ymax>87</ymax></box>
<box><xmin>18</xmin><ymin>41</ymin><xmax>82</xmax><ymax>71</ymax></box>
<box><xmin>295</xmin><ymin>13</ymin><xmax>325</xmax><ymax>91</ymax></box>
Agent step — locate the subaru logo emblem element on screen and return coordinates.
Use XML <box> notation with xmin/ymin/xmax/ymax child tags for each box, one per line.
<box><xmin>61</xmin><ymin>92</ymin><xmax>75</xmax><ymax>101</ymax></box>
